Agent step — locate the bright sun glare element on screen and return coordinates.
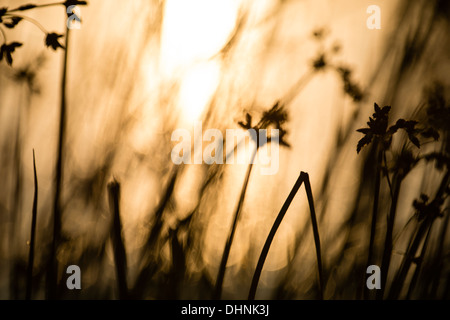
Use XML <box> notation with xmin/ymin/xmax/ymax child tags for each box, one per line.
<box><xmin>160</xmin><ymin>0</ymin><xmax>240</xmax><ymax>123</ymax></box>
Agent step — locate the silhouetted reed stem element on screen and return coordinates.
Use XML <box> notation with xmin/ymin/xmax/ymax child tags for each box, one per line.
<box><xmin>388</xmin><ymin>214</ymin><xmax>434</xmax><ymax>299</ymax></box>
<box><xmin>406</xmin><ymin>225</ymin><xmax>433</xmax><ymax>298</ymax></box>
<box><xmin>47</xmin><ymin>26</ymin><xmax>70</xmax><ymax>300</ymax></box>
<box><xmin>26</xmin><ymin>150</ymin><xmax>38</xmax><ymax>300</ymax></box>
<box><xmin>429</xmin><ymin>212</ymin><xmax>450</xmax><ymax>298</ymax></box>
<box><xmin>108</xmin><ymin>180</ymin><xmax>128</xmax><ymax>300</ymax></box>
<box><xmin>213</xmin><ymin>149</ymin><xmax>256</xmax><ymax>299</ymax></box>
<box><xmin>378</xmin><ymin>175</ymin><xmax>402</xmax><ymax>300</ymax></box>
<box><xmin>388</xmin><ymin>169</ymin><xmax>449</xmax><ymax>299</ymax></box>
<box><xmin>364</xmin><ymin>144</ymin><xmax>382</xmax><ymax>299</ymax></box>
<box><xmin>303</xmin><ymin>172</ymin><xmax>324</xmax><ymax>299</ymax></box>
<box><xmin>248</xmin><ymin>171</ymin><xmax>323</xmax><ymax>300</ymax></box>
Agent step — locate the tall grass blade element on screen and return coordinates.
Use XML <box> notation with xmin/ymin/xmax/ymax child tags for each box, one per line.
<box><xmin>47</xmin><ymin>26</ymin><xmax>71</xmax><ymax>300</ymax></box>
<box><xmin>303</xmin><ymin>172</ymin><xmax>324</xmax><ymax>299</ymax></box>
<box><xmin>108</xmin><ymin>180</ymin><xmax>128</xmax><ymax>299</ymax></box>
<box><xmin>364</xmin><ymin>145</ymin><xmax>382</xmax><ymax>299</ymax></box>
<box><xmin>213</xmin><ymin>160</ymin><xmax>254</xmax><ymax>299</ymax></box>
<box><xmin>248</xmin><ymin>171</ymin><xmax>323</xmax><ymax>300</ymax></box>
<box><xmin>26</xmin><ymin>150</ymin><xmax>38</xmax><ymax>300</ymax></box>
<box><xmin>378</xmin><ymin>176</ymin><xmax>402</xmax><ymax>300</ymax></box>
<box><xmin>405</xmin><ymin>225</ymin><xmax>433</xmax><ymax>298</ymax></box>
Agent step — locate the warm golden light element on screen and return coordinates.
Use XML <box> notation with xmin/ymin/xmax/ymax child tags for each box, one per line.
<box><xmin>159</xmin><ymin>0</ymin><xmax>240</xmax><ymax>123</ymax></box>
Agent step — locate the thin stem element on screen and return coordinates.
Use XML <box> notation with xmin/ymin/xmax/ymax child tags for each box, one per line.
<box><xmin>387</xmin><ymin>216</ymin><xmax>434</xmax><ymax>299</ymax></box>
<box><xmin>108</xmin><ymin>180</ymin><xmax>128</xmax><ymax>300</ymax></box>
<box><xmin>435</xmin><ymin>170</ymin><xmax>450</xmax><ymax>200</ymax></box>
<box><xmin>364</xmin><ymin>143</ymin><xmax>382</xmax><ymax>300</ymax></box>
<box><xmin>26</xmin><ymin>150</ymin><xmax>38</xmax><ymax>300</ymax></box>
<box><xmin>213</xmin><ymin>148</ymin><xmax>257</xmax><ymax>299</ymax></box>
<box><xmin>8</xmin><ymin>2</ymin><xmax>65</xmax><ymax>13</ymax></box>
<box><xmin>388</xmin><ymin>169</ymin><xmax>448</xmax><ymax>299</ymax></box>
<box><xmin>280</xmin><ymin>71</ymin><xmax>314</xmax><ymax>106</ymax></box>
<box><xmin>47</xmin><ymin>26</ymin><xmax>70</xmax><ymax>300</ymax></box>
<box><xmin>130</xmin><ymin>170</ymin><xmax>178</xmax><ymax>299</ymax></box>
<box><xmin>303</xmin><ymin>172</ymin><xmax>324</xmax><ymax>299</ymax></box>
<box><xmin>5</xmin><ymin>14</ymin><xmax>48</xmax><ymax>34</ymax></box>
<box><xmin>405</xmin><ymin>223</ymin><xmax>433</xmax><ymax>299</ymax></box>
<box><xmin>248</xmin><ymin>171</ymin><xmax>323</xmax><ymax>300</ymax></box>
<box><xmin>383</xmin><ymin>151</ymin><xmax>394</xmax><ymax>199</ymax></box>
<box><xmin>377</xmin><ymin>175</ymin><xmax>401</xmax><ymax>300</ymax></box>
<box><xmin>392</xmin><ymin>214</ymin><xmax>415</xmax><ymax>244</ymax></box>
<box><xmin>429</xmin><ymin>211</ymin><xmax>450</xmax><ymax>298</ymax></box>
<box><xmin>0</xmin><ymin>26</ymin><xmax>6</xmax><ymax>43</ymax></box>
<box><xmin>248</xmin><ymin>172</ymin><xmax>305</xmax><ymax>300</ymax></box>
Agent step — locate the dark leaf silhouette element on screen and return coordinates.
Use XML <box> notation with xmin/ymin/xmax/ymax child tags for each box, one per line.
<box><xmin>356</xmin><ymin>133</ymin><xmax>373</xmax><ymax>153</ymax></box>
<box><xmin>337</xmin><ymin>67</ymin><xmax>364</xmax><ymax>102</ymax></box>
<box><xmin>259</xmin><ymin>102</ymin><xmax>290</xmax><ymax>147</ymax></box>
<box><xmin>408</xmin><ymin>134</ymin><xmax>420</xmax><ymax>148</ymax></box>
<box><xmin>313</xmin><ymin>54</ymin><xmax>326</xmax><ymax>70</ymax></box>
<box><xmin>420</xmin><ymin>127</ymin><xmax>440</xmax><ymax>141</ymax></box>
<box><xmin>391</xmin><ymin>148</ymin><xmax>418</xmax><ymax>178</ymax></box>
<box><xmin>0</xmin><ymin>7</ymin><xmax>7</xmax><ymax>23</ymax></box>
<box><xmin>413</xmin><ymin>194</ymin><xmax>443</xmax><ymax>221</ymax></box>
<box><xmin>425</xmin><ymin>83</ymin><xmax>450</xmax><ymax>134</ymax></box>
<box><xmin>423</xmin><ymin>152</ymin><xmax>450</xmax><ymax>171</ymax></box>
<box><xmin>4</xmin><ymin>17</ymin><xmax>22</xmax><ymax>29</ymax></box>
<box><xmin>237</xmin><ymin>102</ymin><xmax>290</xmax><ymax>147</ymax></box>
<box><xmin>16</xmin><ymin>4</ymin><xmax>37</xmax><ymax>11</ymax></box>
<box><xmin>261</xmin><ymin>102</ymin><xmax>288</xmax><ymax>127</ymax></box>
<box><xmin>357</xmin><ymin>103</ymin><xmax>424</xmax><ymax>153</ymax></box>
<box><xmin>238</xmin><ymin>113</ymin><xmax>252</xmax><ymax>129</ymax></box>
<box><xmin>356</xmin><ymin>103</ymin><xmax>391</xmax><ymax>153</ymax></box>
<box><xmin>343</xmin><ymin>81</ymin><xmax>363</xmax><ymax>102</ymax></box>
<box><xmin>390</xmin><ymin>119</ymin><xmax>421</xmax><ymax>148</ymax></box>
<box><xmin>0</xmin><ymin>42</ymin><xmax>22</xmax><ymax>66</ymax></box>
<box><xmin>63</xmin><ymin>0</ymin><xmax>88</xmax><ymax>8</ymax></box>
<box><xmin>312</xmin><ymin>28</ymin><xmax>326</xmax><ymax>40</ymax></box>
<box><xmin>45</xmin><ymin>33</ymin><xmax>64</xmax><ymax>50</ymax></box>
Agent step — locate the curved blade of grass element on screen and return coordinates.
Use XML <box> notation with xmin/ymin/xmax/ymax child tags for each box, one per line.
<box><xmin>388</xmin><ymin>169</ymin><xmax>449</xmax><ymax>299</ymax></box>
<box><xmin>303</xmin><ymin>171</ymin><xmax>324</xmax><ymax>299</ymax></box>
<box><xmin>213</xmin><ymin>159</ymin><xmax>254</xmax><ymax>299</ymax></box>
<box><xmin>248</xmin><ymin>171</ymin><xmax>323</xmax><ymax>300</ymax></box>
<box><xmin>26</xmin><ymin>149</ymin><xmax>38</xmax><ymax>300</ymax></box>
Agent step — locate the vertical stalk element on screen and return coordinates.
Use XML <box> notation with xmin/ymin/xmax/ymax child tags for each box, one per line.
<box><xmin>9</xmin><ymin>84</ymin><xmax>24</xmax><ymax>299</ymax></box>
<box><xmin>364</xmin><ymin>144</ymin><xmax>382</xmax><ymax>299</ymax></box>
<box><xmin>213</xmin><ymin>148</ymin><xmax>257</xmax><ymax>299</ymax></box>
<box><xmin>47</xmin><ymin>27</ymin><xmax>71</xmax><ymax>300</ymax></box>
<box><xmin>388</xmin><ymin>169</ymin><xmax>449</xmax><ymax>299</ymax></box>
<box><xmin>429</xmin><ymin>211</ymin><xmax>450</xmax><ymax>298</ymax></box>
<box><xmin>387</xmin><ymin>216</ymin><xmax>433</xmax><ymax>299</ymax></box>
<box><xmin>108</xmin><ymin>180</ymin><xmax>128</xmax><ymax>299</ymax></box>
<box><xmin>377</xmin><ymin>175</ymin><xmax>401</xmax><ymax>300</ymax></box>
<box><xmin>26</xmin><ymin>150</ymin><xmax>38</xmax><ymax>300</ymax></box>
<box><xmin>405</xmin><ymin>225</ymin><xmax>433</xmax><ymax>299</ymax></box>
<box><xmin>303</xmin><ymin>172</ymin><xmax>324</xmax><ymax>299</ymax></box>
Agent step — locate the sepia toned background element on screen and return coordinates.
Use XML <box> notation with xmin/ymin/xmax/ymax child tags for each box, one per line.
<box><xmin>0</xmin><ymin>0</ymin><xmax>449</xmax><ymax>299</ymax></box>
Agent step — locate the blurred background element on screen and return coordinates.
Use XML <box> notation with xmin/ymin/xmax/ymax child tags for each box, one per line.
<box><xmin>0</xmin><ymin>0</ymin><xmax>449</xmax><ymax>299</ymax></box>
